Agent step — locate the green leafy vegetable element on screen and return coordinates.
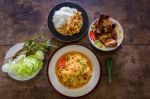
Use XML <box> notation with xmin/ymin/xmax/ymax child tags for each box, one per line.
<box><xmin>14</xmin><ymin>40</ymin><xmax>57</xmax><ymax>59</ymax></box>
<box><xmin>2</xmin><ymin>37</ymin><xmax>57</xmax><ymax>79</ymax></box>
<box><xmin>2</xmin><ymin>51</ymin><xmax>43</xmax><ymax>78</ymax></box>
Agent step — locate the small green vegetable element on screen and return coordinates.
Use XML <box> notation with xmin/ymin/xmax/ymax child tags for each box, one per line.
<box><xmin>105</xmin><ymin>57</ymin><xmax>113</xmax><ymax>83</ymax></box>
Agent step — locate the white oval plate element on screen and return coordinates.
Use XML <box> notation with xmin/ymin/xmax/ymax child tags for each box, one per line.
<box><xmin>88</xmin><ymin>18</ymin><xmax>124</xmax><ymax>51</ymax></box>
<box><xmin>48</xmin><ymin>44</ymin><xmax>101</xmax><ymax>97</ymax></box>
<box><xmin>4</xmin><ymin>43</ymin><xmax>39</xmax><ymax>81</ymax></box>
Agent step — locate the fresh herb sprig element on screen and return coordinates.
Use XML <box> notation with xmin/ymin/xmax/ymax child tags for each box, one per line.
<box><xmin>7</xmin><ymin>34</ymin><xmax>57</xmax><ymax>60</ymax></box>
<box><xmin>15</xmin><ymin>40</ymin><xmax>56</xmax><ymax>57</ymax></box>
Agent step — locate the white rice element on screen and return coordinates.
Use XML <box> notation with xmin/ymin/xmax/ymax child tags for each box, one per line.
<box><xmin>52</xmin><ymin>7</ymin><xmax>77</xmax><ymax>29</ymax></box>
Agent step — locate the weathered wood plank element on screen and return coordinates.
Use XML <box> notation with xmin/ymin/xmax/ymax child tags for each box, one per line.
<box><xmin>0</xmin><ymin>45</ymin><xmax>149</xmax><ymax>99</ymax></box>
<box><xmin>0</xmin><ymin>0</ymin><xmax>150</xmax><ymax>45</ymax></box>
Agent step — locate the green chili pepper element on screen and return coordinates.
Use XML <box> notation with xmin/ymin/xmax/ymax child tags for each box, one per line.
<box><xmin>105</xmin><ymin>57</ymin><xmax>113</xmax><ymax>83</ymax></box>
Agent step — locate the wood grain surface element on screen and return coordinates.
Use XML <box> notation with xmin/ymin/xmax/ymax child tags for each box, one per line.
<box><xmin>0</xmin><ymin>0</ymin><xmax>150</xmax><ymax>99</ymax></box>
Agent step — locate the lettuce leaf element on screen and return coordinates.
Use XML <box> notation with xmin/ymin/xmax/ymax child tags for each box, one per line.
<box><xmin>2</xmin><ymin>51</ymin><xmax>43</xmax><ymax>78</ymax></box>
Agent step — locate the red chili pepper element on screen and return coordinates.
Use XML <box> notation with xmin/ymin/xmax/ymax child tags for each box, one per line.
<box><xmin>89</xmin><ymin>30</ymin><xmax>96</xmax><ymax>41</ymax></box>
<box><xmin>58</xmin><ymin>56</ymin><xmax>66</xmax><ymax>68</ymax></box>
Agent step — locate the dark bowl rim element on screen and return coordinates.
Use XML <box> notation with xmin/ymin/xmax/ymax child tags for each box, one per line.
<box><xmin>47</xmin><ymin>2</ymin><xmax>89</xmax><ymax>42</ymax></box>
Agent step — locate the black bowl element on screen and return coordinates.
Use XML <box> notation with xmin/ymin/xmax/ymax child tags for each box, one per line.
<box><xmin>48</xmin><ymin>2</ymin><xmax>89</xmax><ymax>42</ymax></box>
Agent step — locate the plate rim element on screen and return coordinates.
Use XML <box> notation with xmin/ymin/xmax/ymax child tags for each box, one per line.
<box><xmin>3</xmin><ymin>43</ymin><xmax>45</xmax><ymax>81</ymax></box>
<box><xmin>47</xmin><ymin>2</ymin><xmax>89</xmax><ymax>42</ymax></box>
<box><xmin>47</xmin><ymin>44</ymin><xmax>102</xmax><ymax>98</ymax></box>
<box><xmin>88</xmin><ymin>18</ymin><xmax>124</xmax><ymax>51</ymax></box>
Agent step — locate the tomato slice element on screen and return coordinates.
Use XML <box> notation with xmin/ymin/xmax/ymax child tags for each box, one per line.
<box><xmin>89</xmin><ymin>30</ymin><xmax>96</xmax><ymax>41</ymax></box>
<box><xmin>58</xmin><ymin>56</ymin><xmax>66</xmax><ymax>68</ymax></box>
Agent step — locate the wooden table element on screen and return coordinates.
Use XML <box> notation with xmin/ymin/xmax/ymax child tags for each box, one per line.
<box><xmin>0</xmin><ymin>0</ymin><xmax>150</xmax><ymax>99</ymax></box>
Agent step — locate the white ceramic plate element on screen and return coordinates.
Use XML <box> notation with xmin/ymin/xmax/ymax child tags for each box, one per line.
<box><xmin>3</xmin><ymin>43</ymin><xmax>39</xmax><ymax>81</ymax></box>
<box><xmin>88</xmin><ymin>18</ymin><xmax>124</xmax><ymax>51</ymax></box>
<box><xmin>48</xmin><ymin>44</ymin><xmax>101</xmax><ymax>97</ymax></box>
